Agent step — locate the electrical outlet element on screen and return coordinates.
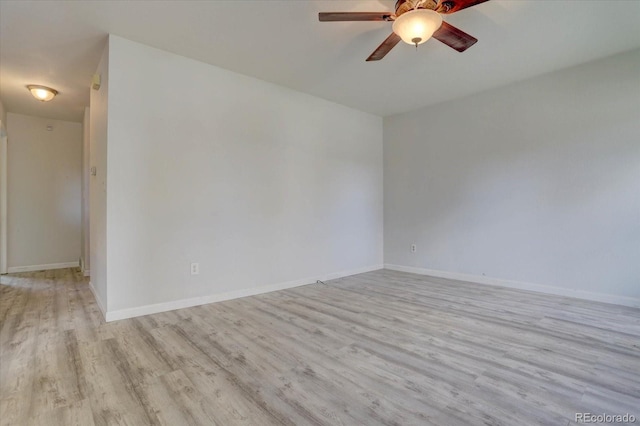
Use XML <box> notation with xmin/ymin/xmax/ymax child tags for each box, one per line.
<box><xmin>411</xmin><ymin>244</ymin><xmax>417</xmax><ymax>253</ymax></box>
<box><xmin>190</xmin><ymin>262</ymin><xmax>199</xmax><ymax>275</ymax></box>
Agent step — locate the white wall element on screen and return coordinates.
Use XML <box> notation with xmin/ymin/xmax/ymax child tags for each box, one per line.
<box><xmin>6</xmin><ymin>112</ymin><xmax>83</xmax><ymax>271</ymax></box>
<box><xmin>384</xmin><ymin>49</ymin><xmax>640</xmax><ymax>303</ymax></box>
<box><xmin>89</xmin><ymin>42</ymin><xmax>109</xmax><ymax>312</ymax></box>
<box><xmin>104</xmin><ymin>36</ymin><xmax>383</xmax><ymax>316</ymax></box>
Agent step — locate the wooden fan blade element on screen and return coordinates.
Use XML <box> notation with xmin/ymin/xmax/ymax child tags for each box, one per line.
<box><xmin>436</xmin><ymin>0</ymin><xmax>489</xmax><ymax>14</ymax></box>
<box><xmin>433</xmin><ymin>21</ymin><xmax>478</xmax><ymax>52</ymax></box>
<box><xmin>319</xmin><ymin>12</ymin><xmax>393</xmax><ymax>22</ymax></box>
<box><xmin>366</xmin><ymin>33</ymin><xmax>402</xmax><ymax>62</ymax></box>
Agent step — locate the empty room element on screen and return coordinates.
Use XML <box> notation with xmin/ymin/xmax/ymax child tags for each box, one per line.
<box><xmin>0</xmin><ymin>1</ymin><xmax>639</xmax><ymax>425</ymax></box>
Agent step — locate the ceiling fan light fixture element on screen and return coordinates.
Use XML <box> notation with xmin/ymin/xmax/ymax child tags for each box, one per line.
<box><xmin>27</xmin><ymin>85</ymin><xmax>58</xmax><ymax>102</ymax></box>
<box><xmin>392</xmin><ymin>9</ymin><xmax>443</xmax><ymax>46</ymax></box>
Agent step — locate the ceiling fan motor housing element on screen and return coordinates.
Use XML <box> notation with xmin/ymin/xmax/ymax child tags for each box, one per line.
<box><xmin>395</xmin><ymin>0</ymin><xmax>439</xmax><ymax>16</ymax></box>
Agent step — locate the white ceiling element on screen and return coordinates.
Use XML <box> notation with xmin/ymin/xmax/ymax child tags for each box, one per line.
<box><xmin>1</xmin><ymin>0</ymin><xmax>639</xmax><ymax>122</ymax></box>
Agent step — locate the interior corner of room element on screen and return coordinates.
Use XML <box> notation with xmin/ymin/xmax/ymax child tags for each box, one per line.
<box><xmin>0</xmin><ymin>5</ymin><xmax>638</xmax><ymax>323</ymax></box>
<box><xmin>1</xmin><ymin>2</ymin><xmax>639</xmax><ymax>425</ymax></box>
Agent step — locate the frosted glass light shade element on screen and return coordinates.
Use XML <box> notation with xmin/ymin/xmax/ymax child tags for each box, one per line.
<box><xmin>392</xmin><ymin>9</ymin><xmax>443</xmax><ymax>46</ymax></box>
<box><xmin>27</xmin><ymin>85</ymin><xmax>58</xmax><ymax>102</ymax></box>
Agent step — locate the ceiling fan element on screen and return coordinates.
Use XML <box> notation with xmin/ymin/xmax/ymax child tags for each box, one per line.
<box><xmin>319</xmin><ymin>0</ymin><xmax>488</xmax><ymax>61</ymax></box>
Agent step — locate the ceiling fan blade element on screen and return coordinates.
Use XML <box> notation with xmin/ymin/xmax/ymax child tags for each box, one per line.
<box><xmin>433</xmin><ymin>21</ymin><xmax>478</xmax><ymax>52</ymax></box>
<box><xmin>435</xmin><ymin>0</ymin><xmax>489</xmax><ymax>14</ymax></box>
<box><xmin>319</xmin><ymin>12</ymin><xmax>394</xmax><ymax>22</ymax></box>
<box><xmin>366</xmin><ymin>33</ymin><xmax>402</xmax><ymax>62</ymax></box>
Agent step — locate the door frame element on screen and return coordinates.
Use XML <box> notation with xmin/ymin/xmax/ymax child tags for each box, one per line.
<box><xmin>0</xmin><ymin>121</ymin><xmax>7</xmax><ymax>274</ymax></box>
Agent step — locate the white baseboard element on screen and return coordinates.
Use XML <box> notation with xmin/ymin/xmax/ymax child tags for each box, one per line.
<box><xmin>104</xmin><ymin>264</ymin><xmax>384</xmax><ymax>322</ymax></box>
<box><xmin>8</xmin><ymin>261</ymin><xmax>80</xmax><ymax>274</ymax></box>
<box><xmin>384</xmin><ymin>264</ymin><xmax>640</xmax><ymax>309</ymax></box>
<box><xmin>83</xmin><ymin>269</ymin><xmax>90</xmax><ymax>277</ymax></box>
<box><xmin>88</xmin><ymin>280</ymin><xmax>107</xmax><ymax>318</ymax></box>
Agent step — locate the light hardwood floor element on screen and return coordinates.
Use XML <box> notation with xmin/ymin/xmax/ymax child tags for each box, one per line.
<box><xmin>1</xmin><ymin>268</ymin><xmax>639</xmax><ymax>426</ymax></box>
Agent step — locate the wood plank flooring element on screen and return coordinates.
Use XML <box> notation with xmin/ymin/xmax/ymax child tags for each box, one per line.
<box><xmin>1</xmin><ymin>268</ymin><xmax>639</xmax><ymax>426</ymax></box>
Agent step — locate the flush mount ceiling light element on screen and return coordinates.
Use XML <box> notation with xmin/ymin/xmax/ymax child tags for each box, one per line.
<box><xmin>27</xmin><ymin>85</ymin><xmax>58</xmax><ymax>102</ymax></box>
<box><xmin>392</xmin><ymin>9</ymin><xmax>443</xmax><ymax>47</ymax></box>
